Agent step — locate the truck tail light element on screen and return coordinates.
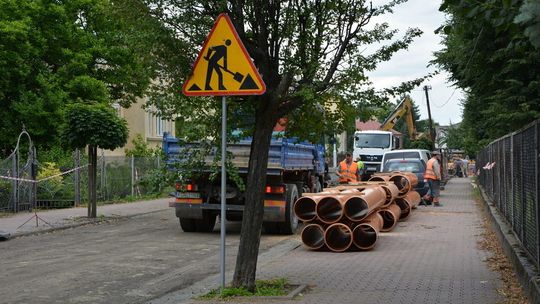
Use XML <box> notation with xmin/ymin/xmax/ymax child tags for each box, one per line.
<box><xmin>175</xmin><ymin>182</ymin><xmax>198</xmax><ymax>192</ymax></box>
<box><xmin>265</xmin><ymin>186</ymin><xmax>285</xmax><ymax>194</ymax></box>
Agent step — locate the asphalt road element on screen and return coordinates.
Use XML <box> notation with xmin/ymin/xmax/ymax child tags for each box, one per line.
<box><xmin>0</xmin><ymin>210</ymin><xmax>291</xmax><ymax>304</ymax></box>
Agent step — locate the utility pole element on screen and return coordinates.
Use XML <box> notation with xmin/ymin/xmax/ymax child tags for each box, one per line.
<box><xmin>423</xmin><ymin>85</ymin><xmax>436</xmax><ymax>151</ymax></box>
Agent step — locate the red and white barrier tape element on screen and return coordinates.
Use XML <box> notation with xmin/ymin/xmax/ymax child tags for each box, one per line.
<box><xmin>0</xmin><ymin>164</ymin><xmax>89</xmax><ymax>183</ymax></box>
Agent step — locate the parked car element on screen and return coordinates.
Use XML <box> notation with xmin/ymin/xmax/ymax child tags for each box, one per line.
<box><xmin>381</xmin><ymin>158</ymin><xmax>429</xmax><ymax>197</ymax></box>
<box><xmin>380</xmin><ymin>149</ymin><xmax>431</xmax><ymax>169</ymax></box>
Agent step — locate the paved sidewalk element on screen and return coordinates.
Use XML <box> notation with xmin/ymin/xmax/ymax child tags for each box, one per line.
<box><xmin>171</xmin><ymin>177</ymin><xmax>504</xmax><ymax>304</ymax></box>
<box><xmin>0</xmin><ymin>198</ymin><xmax>170</xmax><ymax>239</ymax></box>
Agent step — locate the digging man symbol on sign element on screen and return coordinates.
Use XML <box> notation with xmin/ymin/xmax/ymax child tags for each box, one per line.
<box><xmin>204</xmin><ymin>39</ymin><xmax>231</xmax><ymax>90</ymax></box>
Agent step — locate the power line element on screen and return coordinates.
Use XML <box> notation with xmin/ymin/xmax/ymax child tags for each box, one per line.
<box><xmin>435</xmin><ymin>27</ymin><xmax>484</xmax><ymax>108</ymax></box>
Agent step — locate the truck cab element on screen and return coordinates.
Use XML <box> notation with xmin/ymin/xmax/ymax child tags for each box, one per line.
<box><xmin>353</xmin><ymin>130</ymin><xmax>399</xmax><ymax>173</ymax></box>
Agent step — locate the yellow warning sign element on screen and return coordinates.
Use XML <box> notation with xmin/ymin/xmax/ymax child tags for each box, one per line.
<box><xmin>182</xmin><ymin>14</ymin><xmax>266</xmax><ymax>96</ymax></box>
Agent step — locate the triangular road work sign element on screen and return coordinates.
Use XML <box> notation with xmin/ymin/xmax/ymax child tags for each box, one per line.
<box><xmin>182</xmin><ymin>13</ymin><xmax>266</xmax><ymax>96</ymax></box>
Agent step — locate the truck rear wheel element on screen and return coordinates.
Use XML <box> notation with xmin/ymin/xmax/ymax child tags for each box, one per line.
<box><xmin>278</xmin><ymin>184</ymin><xmax>299</xmax><ymax>235</ymax></box>
<box><xmin>263</xmin><ymin>222</ymin><xmax>280</xmax><ymax>234</ymax></box>
<box><xmin>179</xmin><ymin>218</ymin><xmax>197</xmax><ymax>232</ymax></box>
<box><xmin>179</xmin><ymin>212</ymin><xmax>216</xmax><ymax>233</ymax></box>
<box><xmin>195</xmin><ymin>213</ymin><xmax>217</xmax><ymax>232</ymax></box>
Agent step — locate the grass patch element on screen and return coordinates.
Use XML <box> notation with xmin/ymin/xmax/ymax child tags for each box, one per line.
<box><xmin>198</xmin><ymin>278</ymin><xmax>290</xmax><ymax>300</ymax></box>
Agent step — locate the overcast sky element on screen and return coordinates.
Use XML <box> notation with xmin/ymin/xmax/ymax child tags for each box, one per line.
<box><xmin>367</xmin><ymin>0</ymin><xmax>464</xmax><ymax>126</ymax></box>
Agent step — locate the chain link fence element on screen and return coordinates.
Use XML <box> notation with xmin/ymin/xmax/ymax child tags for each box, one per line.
<box><xmin>0</xmin><ymin>150</ymin><xmax>34</xmax><ymax>212</ymax></box>
<box><xmin>1</xmin><ymin>149</ymin><xmax>166</xmax><ymax>213</ymax></box>
<box><xmin>477</xmin><ymin>119</ymin><xmax>539</xmax><ymax>269</ymax></box>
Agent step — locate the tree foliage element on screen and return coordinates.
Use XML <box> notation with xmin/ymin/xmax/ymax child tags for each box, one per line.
<box><xmin>125</xmin><ymin>134</ymin><xmax>162</xmax><ymax>157</ymax></box>
<box><xmin>0</xmin><ymin>0</ymin><xmax>177</xmax><ymax>155</ymax></box>
<box><xmin>61</xmin><ymin>103</ymin><xmax>129</xmax><ymax>150</ymax></box>
<box><xmin>435</xmin><ymin>0</ymin><xmax>540</xmax><ymax>155</ymax></box>
<box><xmin>444</xmin><ymin>124</ymin><xmax>465</xmax><ymax>150</ymax></box>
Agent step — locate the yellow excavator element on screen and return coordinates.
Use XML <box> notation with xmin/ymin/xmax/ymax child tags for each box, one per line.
<box><xmin>380</xmin><ymin>96</ymin><xmax>417</xmax><ymax>140</ymax></box>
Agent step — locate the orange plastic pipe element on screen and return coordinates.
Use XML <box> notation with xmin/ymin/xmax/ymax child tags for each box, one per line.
<box><xmin>301</xmin><ymin>223</ymin><xmax>326</xmax><ymax>250</ymax></box>
<box><xmin>343</xmin><ymin>187</ymin><xmax>386</xmax><ymax>222</ymax></box>
<box><xmin>389</xmin><ymin>172</ymin><xmax>419</xmax><ymax>197</ymax></box>
<box><xmin>294</xmin><ymin>196</ymin><xmax>324</xmax><ymax>222</ymax></box>
<box><xmin>368</xmin><ymin>175</ymin><xmax>391</xmax><ymax>182</ymax></box>
<box><xmin>379</xmin><ymin>183</ymin><xmax>399</xmax><ymax>208</ymax></box>
<box><xmin>394</xmin><ymin>198</ymin><xmax>412</xmax><ymax>220</ymax></box>
<box><xmin>316</xmin><ymin>196</ymin><xmax>346</xmax><ymax>224</ymax></box>
<box><xmin>378</xmin><ymin>203</ymin><xmax>402</xmax><ymax>232</ymax></box>
<box><xmin>324</xmin><ymin>223</ymin><xmax>353</xmax><ymax>252</ymax></box>
<box><xmin>403</xmin><ymin>190</ymin><xmax>421</xmax><ymax>209</ymax></box>
<box><xmin>352</xmin><ymin>212</ymin><xmax>384</xmax><ymax>250</ymax></box>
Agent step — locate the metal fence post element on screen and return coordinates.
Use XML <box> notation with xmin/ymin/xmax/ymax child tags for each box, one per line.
<box><xmin>520</xmin><ymin>133</ymin><xmax>525</xmax><ymax>243</ymax></box>
<box><xmin>534</xmin><ymin>121</ymin><xmax>540</xmax><ymax>266</ymax></box>
<box><xmin>157</xmin><ymin>156</ymin><xmax>162</xmax><ymax>193</ymax></box>
<box><xmin>74</xmin><ymin>149</ymin><xmax>81</xmax><ymax>206</ymax></box>
<box><xmin>131</xmin><ymin>155</ymin><xmax>135</xmax><ymax>197</ymax></box>
<box><xmin>31</xmin><ymin>147</ymin><xmax>37</xmax><ymax>211</ymax></box>
<box><xmin>12</xmin><ymin>152</ymin><xmax>18</xmax><ymax>212</ymax></box>
<box><xmin>511</xmin><ymin>133</ymin><xmax>514</xmax><ymax>228</ymax></box>
<box><xmin>100</xmin><ymin>150</ymin><xmax>106</xmax><ymax>201</ymax></box>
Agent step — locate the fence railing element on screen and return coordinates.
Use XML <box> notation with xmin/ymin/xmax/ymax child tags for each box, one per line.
<box><xmin>477</xmin><ymin>119</ymin><xmax>539</xmax><ymax>269</ymax></box>
<box><xmin>1</xmin><ymin>151</ymin><xmax>166</xmax><ymax>213</ymax></box>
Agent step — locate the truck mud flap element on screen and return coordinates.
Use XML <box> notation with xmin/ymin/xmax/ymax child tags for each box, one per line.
<box><xmin>263</xmin><ymin>200</ymin><xmax>286</xmax><ymax>222</ymax></box>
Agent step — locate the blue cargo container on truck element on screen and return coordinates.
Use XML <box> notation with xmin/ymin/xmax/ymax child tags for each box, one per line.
<box><xmin>163</xmin><ymin>133</ymin><xmax>326</xmax><ymax>234</ymax></box>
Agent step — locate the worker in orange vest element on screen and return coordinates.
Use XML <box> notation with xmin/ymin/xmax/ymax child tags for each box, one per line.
<box><xmin>423</xmin><ymin>151</ymin><xmax>442</xmax><ymax>206</ymax></box>
<box><xmin>337</xmin><ymin>152</ymin><xmax>358</xmax><ymax>184</ymax></box>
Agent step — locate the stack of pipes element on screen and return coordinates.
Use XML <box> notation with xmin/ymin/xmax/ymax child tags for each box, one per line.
<box><xmin>295</xmin><ymin>172</ymin><xmax>421</xmax><ymax>252</ymax></box>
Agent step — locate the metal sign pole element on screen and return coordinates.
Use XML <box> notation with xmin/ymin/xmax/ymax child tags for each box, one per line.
<box><xmin>220</xmin><ymin>96</ymin><xmax>227</xmax><ymax>292</ymax></box>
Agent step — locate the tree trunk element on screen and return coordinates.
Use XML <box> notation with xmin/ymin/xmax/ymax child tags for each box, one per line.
<box><xmin>232</xmin><ymin>110</ymin><xmax>276</xmax><ymax>291</ymax></box>
<box><xmin>88</xmin><ymin>145</ymin><xmax>97</xmax><ymax>218</ymax></box>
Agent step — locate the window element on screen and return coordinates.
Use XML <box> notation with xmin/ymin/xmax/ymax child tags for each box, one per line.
<box><xmin>147</xmin><ymin>112</ymin><xmax>153</xmax><ymax>136</ymax></box>
<box><xmin>384</xmin><ymin>152</ymin><xmax>420</xmax><ymax>161</ymax></box>
<box><xmin>156</xmin><ymin>116</ymin><xmax>163</xmax><ymax>136</ymax></box>
<box><xmin>355</xmin><ymin>133</ymin><xmax>391</xmax><ymax>149</ymax></box>
<box><xmin>384</xmin><ymin>161</ymin><xmax>423</xmax><ymax>173</ymax></box>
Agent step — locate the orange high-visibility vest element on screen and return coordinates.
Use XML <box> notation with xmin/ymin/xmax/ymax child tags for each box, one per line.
<box><xmin>424</xmin><ymin>158</ymin><xmax>439</xmax><ymax>180</ymax></box>
<box><xmin>339</xmin><ymin>161</ymin><xmax>358</xmax><ymax>183</ymax></box>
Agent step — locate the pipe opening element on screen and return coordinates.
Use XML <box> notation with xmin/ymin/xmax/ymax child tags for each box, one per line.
<box><xmin>325</xmin><ymin>224</ymin><xmax>352</xmax><ymax>252</ymax></box>
<box><xmin>353</xmin><ymin>224</ymin><xmax>378</xmax><ymax>249</ymax></box>
<box><xmin>344</xmin><ymin>197</ymin><xmax>369</xmax><ymax>221</ymax></box>
<box><xmin>380</xmin><ymin>186</ymin><xmax>394</xmax><ymax>205</ymax></box>
<box><xmin>294</xmin><ymin>197</ymin><xmax>317</xmax><ymax>221</ymax></box>
<box><xmin>380</xmin><ymin>210</ymin><xmax>396</xmax><ymax>230</ymax></box>
<box><xmin>301</xmin><ymin>225</ymin><xmax>325</xmax><ymax>249</ymax></box>
<box><xmin>316</xmin><ymin>197</ymin><xmax>343</xmax><ymax>223</ymax></box>
<box><xmin>389</xmin><ymin>176</ymin><xmax>410</xmax><ymax>194</ymax></box>
<box><xmin>395</xmin><ymin>198</ymin><xmax>411</xmax><ymax>219</ymax></box>
<box><xmin>369</xmin><ymin>176</ymin><xmax>387</xmax><ymax>182</ymax></box>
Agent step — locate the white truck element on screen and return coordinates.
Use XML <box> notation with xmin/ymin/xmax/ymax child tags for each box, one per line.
<box><xmin>353</xmin><ymin>130</ymin><xmax>399</xmax><ymax>174</ymax></box>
